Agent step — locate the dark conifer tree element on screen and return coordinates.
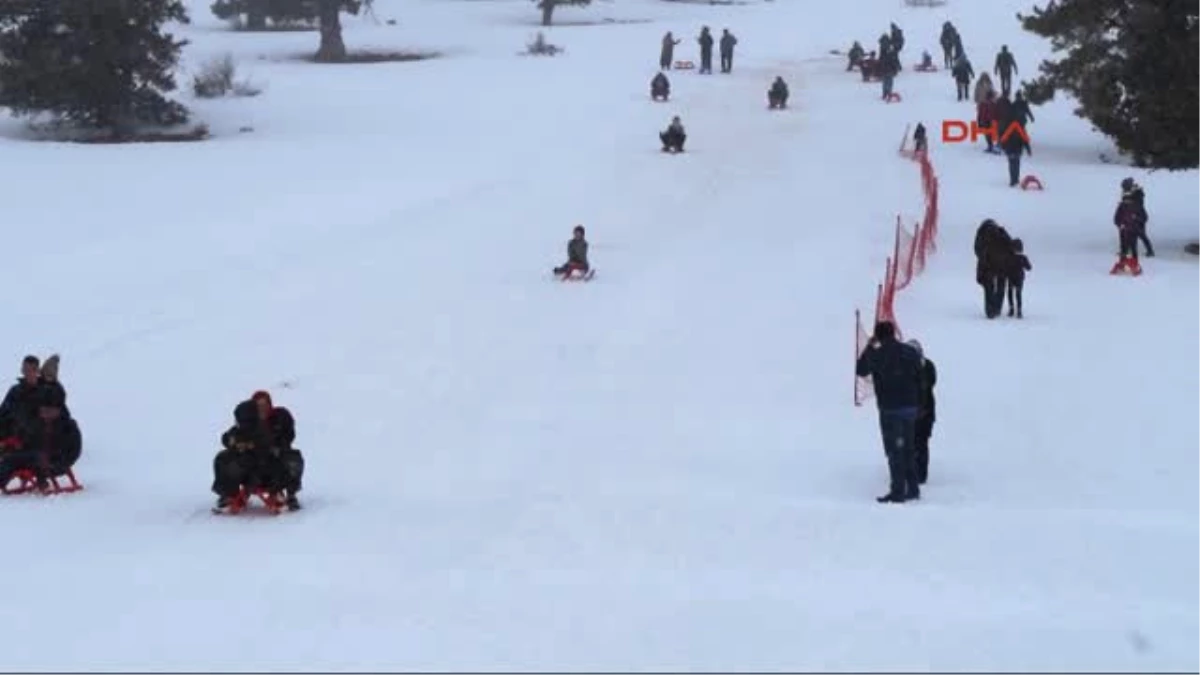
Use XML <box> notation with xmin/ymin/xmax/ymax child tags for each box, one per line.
<box><xmin>0</xmin><ymin>0</ymin><xmax>191</xmax><ymax>132</ymax></box>
<box><xmin>534</xmin><ymin>0</ymin><xmax>592</xmax><ymax>27</ymax></box>
<box><xmin>1019</xmin><ymin>0</ymin><xmax>1198</xmax><ymax>170</ymax></box>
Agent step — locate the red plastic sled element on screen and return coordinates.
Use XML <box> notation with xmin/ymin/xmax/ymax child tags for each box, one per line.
<box><xmin>2</xmin><ymin>468</ymin><xmax>84</xmax><ymax>495</ymax></box>
<box><xmin>221</xmin><ymin>486</ymin><xmax>285</xmax><ymax>515</ymax></box>
<box><xmin>1020</xmin><ymin>175</ymin><xmax>1044</xmax><ymax>190</ymax></box>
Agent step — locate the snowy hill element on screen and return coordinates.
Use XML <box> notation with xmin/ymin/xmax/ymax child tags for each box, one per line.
<box><xmin>0</xmin><ymin>0</ymin><xmax>1196</xmax><ymax>670</ymax></box>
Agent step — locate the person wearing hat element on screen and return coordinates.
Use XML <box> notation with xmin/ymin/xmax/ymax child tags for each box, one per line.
<box><xmin>855</xmin><ymin>321</ymin><xmax>923</xmax><ymax>503</ymax></box>
<box><xmin>1120</xmin><ymin>177</ymin><xmax>1153</xmax><ymax>257</ymax></box>
<box><xmin>0</xmin><ymin>384</ymin><xmax>82</xmax><ymax>491</ymax></box>
<box><xmin>907</xmin><ymin>339</ymin><xmax>937</xmax><ymax>485</ymax></box>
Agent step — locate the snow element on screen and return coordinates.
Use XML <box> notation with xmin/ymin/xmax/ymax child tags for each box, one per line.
<box><xmin>0</xmin><ymin>0</ymin><xmax>1196</xmax><ymax>670</ymax></box>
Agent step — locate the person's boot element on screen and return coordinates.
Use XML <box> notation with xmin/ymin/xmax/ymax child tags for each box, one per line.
<box><xmin>213</xmin><ymin>495</ymin><xmax>234</xmax><ymax>513</ymax></box>
<box><xmin>1127</xmin><ymin>257</ymin><xmax>1143</xmax><ymax>276</ymax></box>
<box><xmin>876</xmin><ymin>492</ymin><xmax>907</xmax><ymax>504</ymax></box>
<box><xmin>1007</xmin><ymin>306</ymin><xmax>1014</xmax><ymax>317</ymax></box>
<box><xmin>1016</xmin><ymin>308</ymin><xmax>1023</xmax><ymax>319</ymax></box>
<box><xmin>285</xmin><ymin>491</ymin><xmax>301</xmax><ymax>511</ymax></box>
<box><xmin>1110</xmin><ymin>257</ymin><xmax>1129</xmax><ymax>275</ymax></box>
<box><xmin>905</xmin><ymin>485</ymin><xmax>921</xmax><ymax>501</ymax></box>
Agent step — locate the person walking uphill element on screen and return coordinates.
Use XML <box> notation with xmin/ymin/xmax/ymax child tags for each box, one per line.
<box><xmin>660</xmin><ymin>31</ymin><xmax>680</xmax><ymax>70</ymax></box>
<box><xmin>719</xmin><ymin>29</ymin><xmax>737</xmax><ymax>73</ymax></box>
<box><xmin>994</xmin><ymin>45</ymin><xmax>1018</xmax><ymax>97</ymax></box>
<box><xmin>856</xmin><ymin>321</ymin><xmax>924</xmax><ymax>503</ymax></box>
<box><xmin>952</xmin><ymin>53</ymin><xmax>974</xmax><ymax>102</ymax></box>
<box><xmin>697</xmin><ymin>26</ymin><xmax>714</xmax><ymax>74</ymax></box>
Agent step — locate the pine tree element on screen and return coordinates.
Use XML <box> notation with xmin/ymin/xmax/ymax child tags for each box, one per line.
<box><xmin>0</xmin><ymin>0</ymin><xmax>191</xmax><ymax>132</ymax></box>
<box><xmin>1019</xmin><ymin>0</ymin><xmax>1199</xmax><ymax>170</ymax></box>
<box><xmin>534</xmin><ymin>0</ymin><xmax>592</xmax><ymax>27</ymax></box>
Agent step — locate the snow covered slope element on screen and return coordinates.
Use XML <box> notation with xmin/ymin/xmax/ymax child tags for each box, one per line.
<box><xmin>0</xmin><ymin>0</ymin><xmax>1195</xmax><ymax>670</ymax></box>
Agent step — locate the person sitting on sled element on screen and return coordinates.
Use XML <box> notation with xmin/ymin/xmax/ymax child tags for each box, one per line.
<box><xmin>251</xmin><ymin>390</ymin><xmax>304</xmax><ymax>510</ymax></box>
<box><xmin>918</xmin><ymin>50</ymin><xmax>934</xmax><ymax>71</ymax></box>
<box><xmin>0</xmin><ymin>384</ymin><xmax>81</xmax><ymax>492</ymax></box>
<box><xmin>659</xmin><ymin>115</ymin><xmax>686</xmax><ymax>152</ymax></box>
<box><xmin>768</xmin><ymin>76</ymin><xmax>789</xmax><ymax>108</ymax></box>
<box><xmin>212</xmin><ymin>400</ymin><xmax>267</xmax><ymax>512</ymax></box>
<box><xmin>554</xmin><ymin>225</ymin><xmax>590</xmax><ymax>276</ymax></box>
<box><xmin>650</xmin><ymin>72</ymin><xmax>670</xmax><ymax>101</ymax></box>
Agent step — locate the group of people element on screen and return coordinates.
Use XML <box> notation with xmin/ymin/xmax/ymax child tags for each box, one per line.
<box><xmin>659</xmin><ymin>27</ymin><xmax>738</xmax><ymax>74</ymax></box>
<box><xmin>0</xmin><ymin>354</ymin><xmax>81</xmax><ymax>492</ymax></box>
<box><xmin>211</xmin><ymin>390</ymin><xmax>306</xmax><ymax>513</ymax></box>
<box><xmin>855</xmin><ymin>322</ymin><xmax>937</xmax><ymax>503</ymax></box>
<box><xmin>845</xmin><ymin>22</ymin><xmax>906</xmax><ymax>100</ymax></box>
<box><xmin>974</xmin><ymin>219</ymin><xmax>1034</xmax><ymax>319</ymax></box>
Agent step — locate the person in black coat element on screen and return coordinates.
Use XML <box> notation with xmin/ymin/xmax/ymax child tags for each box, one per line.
<box><xmin>1121</xmin><ymin>178</ymin><xmax>1154</xmax><ymax>257</ymax></box>
<box><xmin>650</xmin><ymin>72</ymin><xmax>670</xmax><ymax>101</ymax></box>
<box><xmin>974</xmin><ymin>219</ymin><xmax>1013</xmax><ymax>318</ymax></box>
<box><xmin>0</xmin><ymin>355</ymin><xmax>44</xmax><ymax>437</ymax></box>
<box><xmin>251</xmin><ymin>390</ymin><xmax>304</xmax><ymax>510</ymax></box>
<box><xmin>1005</xmin><ymin>238</ymin><xmax>1032</xmax><ymax>318</ymax></box>
<box><xmin>855</xmin><ymin>321</ymin><xmax>923</xmax><ymax>503</ymax></box>
<box><xmin>905</xmin><ymin>340</ymin><xmax>936</xmax><ymax>484</ymax></box>
<box><xmin>0</xmin><ymin>384</ymin><xmax>81</xmax><ymax>491</ymax></box>
<box><xmin>697</xmin><ymin>27</ymin><xmax>714</xmax><ymax>74</ymax></box>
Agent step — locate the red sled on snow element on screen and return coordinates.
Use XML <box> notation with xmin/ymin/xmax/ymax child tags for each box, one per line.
<box><xmin>1</xmin><ymin>468</ymin><xmax>84</xmax><ymax>495</ymax></box>
<box><xmin>1110</xmin><ymin>256</ymin><xmax>1143</xmax><ymax>276</ymax></box>
<box><xmin>554</xmin><ymin>265</ymin><xmax>595</xmax><ymax>282</ymax></box>
<box><xmin>215</xmin><ymin>486</ymin><xmax>287</xmax><ymax>515</ymax></box>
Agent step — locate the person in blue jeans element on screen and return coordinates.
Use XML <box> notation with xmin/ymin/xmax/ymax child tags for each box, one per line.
<box><xmin>855</xmin><ymin>321</ymin><xmax>924</xmax><ymax>503</ymax></box>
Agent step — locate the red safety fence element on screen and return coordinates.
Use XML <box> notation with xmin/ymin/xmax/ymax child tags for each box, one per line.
<box><xmin>854</xmin><ymin>134</ymin><xmax>940</xmax><ymax>406</ymax></box>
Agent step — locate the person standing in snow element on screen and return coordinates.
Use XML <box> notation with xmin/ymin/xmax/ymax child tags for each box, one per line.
<box><xmin>974</xmin><ymin>219</ymin><xmax>1013</xmax><ymax>318</ymax></box>
<box><xmin>719</xmin><ymin>28</ymin><xmax>737</xmax><ymax>73</ymax></box>
<box><xmin>856</xmin><ymin>321</ymin><xmax>923</xmax><ymax>503</ymax></box>
<box><xmin>846</xmin><ymin>40</ymin><xmax>865</xmax><ymax>71</ymax></box>
<box><xmin>1121</xmin><ymin>178</ymin><xmax>1154</xmax><ymax>257</ymax></box>
<box><xmin>952</xmin><ymin>53</ymin><xmax>974</xmax><ymax>102</ymax></box>
<box><xmin>993</xmin><ymin>45</ymin><xmax>1018</xmax><ymax>97</ymax></box>
<box><xmin>977</xmin><ymin>90</ymin><xmax>998</xmax><ymax>153</ymax></box>
<box><xmin>907</xmin><ymin>339</ymin><xmax>936</xmax><ymax>485</ymax></box>
<box><xmin>1111</xmin><ymin>187</ymin><xmax>1146</xmax><ymax>275</ymax></box>
<box><xmin>660</xmin><ymin>31</ymin><xmax>680</xmax><ymax>70</ymax></box>
<box><xmin>1004</xmin><ymin>238</ymin><xmax>1032</xmax><ymax>318</ymax></box>
<box><xmin>939</xmin><ymin>22</ymin><xmax>958</xmax><ymax>69</ymax></box>
<box><xmin>912</xmin><ymin>122</ymin><xmax>927</xmax><ymax>154</ymax></box>
<box><xmin>879</xmin><ymin>47</ymin><xmax>901</xmax><ymax>101</ymax></box>
<box><xmin>697</xmin><ymin>26</ymin><xmax>714</xmax><ymax>74</ymax></box>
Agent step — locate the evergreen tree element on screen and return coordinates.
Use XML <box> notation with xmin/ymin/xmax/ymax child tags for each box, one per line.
<box><xmin>1019</xmin><ymin>0</ymin><xmax>1199</xmax><ymax>170</ymax></box>
<box><xmin>534</xmin><ymin>0</ymin><xmax>592</xmax><ymax>27</ymax></box>
<box><xmin>0</xmin><ymin>0</ymin><xmax>190</xmax><ymax>132</ymax></box>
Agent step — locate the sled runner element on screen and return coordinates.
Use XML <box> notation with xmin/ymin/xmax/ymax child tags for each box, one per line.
<box><xmin>214</xmin><ymin>485</ymin><xmax>288</xmax><ymax>515</ymax></box>
<box><xmin>556</xmin><ymin>267</ymin><xmax>595</xmax><ymax>282</ymax></box>
<box><xmin>1</xmin><ymin>468</ymin><xmax>83</xmax><ymax>495</ymax></box>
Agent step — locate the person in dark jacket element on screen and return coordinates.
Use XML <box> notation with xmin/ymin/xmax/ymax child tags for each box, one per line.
<box><xmin>906</xmin><ymin>339</ymin><xmax>936</xmax><ymax>484</ymax></box>
<box><xmin>213</xmin><ymin>399</ymin><xmax>266</xmax><ymax>511</ymax></box>
<box><xmin>767</xmin><ymin>76</ymin><xmax>789</xmax><ymax>109</ymax></box>
<box><xmin>1111</xmin><ymin>189</ymin><xmax>1146</xmax><ymax>275</ymax></box>
<box><xmin>878</xmin><ymin>32</ymin><xmax>892</xmax><ymax>58</ymax></box>
<box><xmin>994</xmin><ymin>45</ymin><xmax>1018</xmax><ymax>97</ymax></box>
<box><xmin>1001</xmin><ymin>118</ymin><xmax>1029</xmax><ymax>187</ymax></box>
<box><xmin>697</xmin><ymin>27</ymin><xmax>714</xmax><ymax>74</ymax></box>
<box><xmin>1009</xmin><ymin>90</ymin><xmax>1035</xmax><ymax>126</ymax></box>
<box><xmin>1004</xmin><ymin>238</ymin><xmax>1032</xmax><ymax>318</ymax></box>
<box><xmin>554</xmin><ymin>225</ymin><xmax>591</xmax><ymax>275</ymax></box>
<box><xmin>952</xmin><ymin>54</ymin><xmax>974</xmax><ymax>102</ymax></box>
<box><xmin>889</xmin><ymin>23</ymin><xmax>905</xmax><ymax>54</ymax></box>
<box><xmin>1121</xmin><ymin>178</ymin><xmax>1154</xmax><ymax>257</ymax></box>
<box><xmin>658</xmin><ymin>115</ymin><xmax>686</xmax><ymax>153</ymax></box>
<box><xmin>912</xmin><ymin>122</ymin><xmax>927</xmax><ymax>153</ymax></box>
<box><xmin>718</xmin><ymin>29</ymin><xmax>737</xmax><ymax>73</ymax></box>
<box><xmin>879</xmin><ymin>48</ymin><xmax>901</xmax><ymax>100</ymax></box>
<box><xmin>860</xmin><ymin>51</ymin><xmax>879</xmax><ymax>81</ymax></box>
<box><xmin>660</xmin><ymin>31</ymin><xmax>680</xmax><ymax>70</ymax></box>
<box><xmin>651</xmin><ymin>72</ymin><xmax>670</xmax><ymax>101</ymax></box>
<box><xmin>974</xmin><ymin>219</ymin><xmax>1013</xmax><ymax>318</ymax></box>
<box><xmin>855</xmin><ymin>321</ymin><xmax>923</xmax><ymax>503</ymax></box>
<box><xmin>846</xmin><ymin>40</ymin><xmax>865</xmax><ymax>71</ymax></box>
<box><xmin>0</xmin><ymin>355</ymin><xmax>69</xmax><ymax>437</ymax></box>
<box><xmin>251</xmin><ymin>390</ymin><xmax>304</xmax><ymax>510</ymax></box>
<box><xmin>939</xmin><ymin>22</ymin><xmax>957</xmax><ymax>68</ymax></box>
<box><xmin>0</xmin><ymin>385</ymin><xmax>81</xmax><ymax>491</ymax></box>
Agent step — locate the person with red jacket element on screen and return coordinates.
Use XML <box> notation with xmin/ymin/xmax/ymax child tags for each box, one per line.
<box><xmin>251</xmin><ymin>390</ymin><xmax>305</xmax><ymax>510</ymax></box>
<box><xmin>977</xmin><ymin>91</ymin><xmax>998</xmax><ymax>153</ymax></box>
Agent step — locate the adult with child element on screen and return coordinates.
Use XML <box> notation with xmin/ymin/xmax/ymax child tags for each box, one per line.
<box><xmin>974</xmin><ymin>219</ymin><xmax>1014</xmax><ymax>319</ymax></box>
<box><xmin>856</xmin><ymin>321</ymin><xmax>924</xmax><ymax>503</ymax></box>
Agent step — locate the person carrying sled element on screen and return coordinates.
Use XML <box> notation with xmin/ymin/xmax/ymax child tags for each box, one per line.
<box><xmin>660</xmin><ymin>31</ymin><xmax>681</xmax><ymax>70</ymax></box>
<box><xmin>767</xmin><ymin>76</ymin><xmax>789</xmax><ymax>109</ymax></box>
<box><xmin>1004</xmin><ymin>238</ymin><xmax>1032</xmax><ymax>318</ymax></box>
<box><xmin>856</xmin><ymin>321</ymin><xmax>923</xmax><ymax>503</ymax></box>
<box><xmin>846</xmin><ymin>40</ymin><xmax>865</xmax><ymax>71</ymax></box>
<box><xmin>553</xmin><ymin>225</ymin><xmax>590</xmax><ymax>277</ymax></box>
<box><xmin>650</xmin><ymin>72</ymin><xmax>670</xmax><ymax>101</ymax></box>
<box><xmin>952</xmin><ymin>53</ymin><xmax>974</xmax><ymax>102</ymax></box>
<box><xmin>0</xmin><ymin>384</ymin><xmax>81</xmax><ymax>492</ymax></box>
<box><xmin>1121</xmin><ymin>178</ymin><xmax>1154</xmax><ymax>257</ymax></box>
<box><xmin>697</xmin><ymin>27</ymin><xmax>714</xmax><ymax>74</ymax></box>
<box><xmin>994</xmin><ymin>45</ymin><xmax>1018</xmax><ymax>97</ymax></box>
<box><xmin>659</xmin><ymin>115</ymin><xmax>686</xmax><ymax>152</ymax></box>
<box><xmin>907</xmin><ymin>339</ymin><xmax>936</xmax><ymax>485</ymax></box>
<box><xmin>1112</xmin><ymin>186</ymin><xmax>1147</xmax><ymax>275</ymax></box>
<box><xmin>251</xmin><ymin>390</ymin><xmax>304</xmax><ymax>510</ymax></box>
